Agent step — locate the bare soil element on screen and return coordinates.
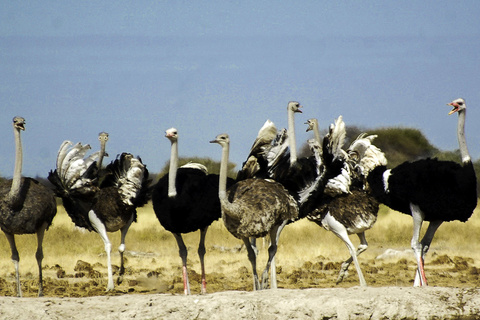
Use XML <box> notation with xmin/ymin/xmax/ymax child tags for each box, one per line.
<box><xmin>1</xmin><ymin>252</ymin><xmax>479</xmax><ymax>319</ymax></box>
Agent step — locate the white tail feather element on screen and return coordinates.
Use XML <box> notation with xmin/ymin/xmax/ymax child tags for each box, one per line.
<box><xmin>347</xmin><ymin>133</ymin><xmax>387</xmax><ymax>179</ymax></box>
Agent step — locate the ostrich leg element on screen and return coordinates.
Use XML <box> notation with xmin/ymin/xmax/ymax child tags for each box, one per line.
<box><xmin>320</xmin><ymin>213</ymin><xmax>367</xmax><ymax>286</ymax></box>
<box><xmin>35</xmin><ymin>222</ymin><xmax>48</xmax><ymax>296</ymax></box>
<box><xmin>243</xmin><ymin>237</ymin><xmax>261</xmax><ymax>290</ymax></box>
<box><xmin>336</xmin><ymin>232</ymin><xmax>369</xmax><ymax>285</ymax></box>
<box><xmin>88</xmin><ymin>210</ymin><xmax>115</xmax><ymax>291</ymax></box>
<box><xmin>410</xmin><ymin>204</ymin><xmax>428</xmax><ymax>287</ymax></box>
<box><xmin>173</xmin><ymin>233</ymin><xmax>191</xmax><ymax>295</ymax></box>
<box><xmin>261</xmin><ymin>220</ymin><xmax>288</xmax><ymax>290</ymax></box>
<box><xmin>117</xmin><ymin>215</ymin><xmax>134</xmax><ymax>285</ymax></box>
<box><xmin>413</xmin><ymin>219</ymin><xmax>443</xmax><ymax>287</ymax></box>
<box><xmin>5</xmin><ymin>233</ymin><xmax>22</xmax><ymax>297</ymax></box>
<box><xmin>198</xmin><ymin>227</ymin><xmax>208</xmax><ymax>294</ymax></box>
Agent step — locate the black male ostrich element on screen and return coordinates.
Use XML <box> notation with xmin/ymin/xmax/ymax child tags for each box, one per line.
<box><xmin>305</xmin><ymin>117</ymin><xmax>387</xmax><ymax>286</ymax></box>
<box><xmin>0</xmin><ymin>117</ymin><xmax>57</xmax><ymax>297</ymax></box>
<box><xmin>152</xmin><ymin>128</ymin><xmax>234</xmax><ymax>295</ymax></box>
<box><xmin>48</xmin><ymin>133</ymin><xmax>150</xmax><ymax>291</ymax></box>
<box><xmin>367</xmin><ymin>98</ymin><xmax>477</xmax><ymax>286</ymax></box>
<box><xmin>211</xmin><ymin>133</ymin><xmax>299</xmax><ymax>290</ymax></box>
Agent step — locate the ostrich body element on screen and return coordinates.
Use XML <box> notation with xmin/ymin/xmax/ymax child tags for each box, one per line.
<box><xmin>0</xmin><ymin>117</ymin><xmax>57</xmax><ymax>297</ymax></box>
<box><xmin>48</xmin><ymin>133</ymin><xmax>150</xmax><ymax>291</ymax></box>
<box><xmin>305</xmin><ymin>117</ymin><xmax>387</xmax><ymax>286</ymax></box>
<box><xmin>152</xmin><ymin>128</ymin><xmax>232</xmax><ymax>295</ymax></box>
<box><xmin>367</xmin><ymin>98</ymin><xmax>477</xmax><ymax>286</ymax></box>
<box><xmin>236</xmin><ymin>103</ymin><xmax>345</xmax><ymax>285</ymax></box>
<box><xmin>238</xmin><ymin>102</ymin><xmax>342</xmax><ymax>218</ymax></box>
<box><xmin>211</xmin><ymin>133</ymin><xmax>299</xmax><ymax>290</ymax></box>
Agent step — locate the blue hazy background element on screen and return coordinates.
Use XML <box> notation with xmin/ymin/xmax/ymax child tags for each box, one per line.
<box><xmin>1</xmin><ymin>1</ymin><xmax>479</xmax><ymax>178</ymax></box>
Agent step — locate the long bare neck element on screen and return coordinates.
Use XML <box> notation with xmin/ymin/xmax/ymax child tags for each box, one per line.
<box><xmin>218</xmin><ymin>142</ymin><xmax>230</xmax><ymax>201</ymax></box>
<box><xmin>312</xmin><ymin>121</ymin><xmax>321</xmax><ymax>143</ymax></box>
<box><xmin>288</xmin><ymin>108</ymin><xmax>297</xmax><ymax>164</ymax></box>
<box><xmin>457</xmin><ymin>109</ymin><xmax>470</xmax><ymax>163</ymax></box>
<box><xmin>8</xmin><ymin>127</ymin><xmax>23</xmax><ymax>202</ymax></box>
<box><xmin>98</xmin><ymin>140</ymin><xmax>107</xmax><ymax>169</ymax></box>
<box><xmin>168</xmin><ymin>140</ymin><xmax>179</xmax><ymax>197</ymax></box>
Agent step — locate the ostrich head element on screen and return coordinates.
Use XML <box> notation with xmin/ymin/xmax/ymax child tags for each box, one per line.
<box><xmin>98</xmin><ymin>131</ymin><xmax>109</xmax><ymax>143</ymax></box>
<box><xmin>288</xmin><ymin>101</ymin><xmax>302</xmax><ymax>114</ymax></box>
<box><xmin>305</xmin><ymin>118</ymin><xmax>318</xmax><ymax>132</ymax></box>
<box><xmin>98</xmin><ymin>131</ymin><xmax>109</xmax><ymax>157</ymax></box>
<box><xmin>210</xmin><ymin>133</ymin><xmax>230</xmax><ymax>147</ymax></box>
<box><xmin>12</xmin><ymin>116</ymin><xmax>25</xmax><ymax>131</ymax></box>
<box><xmin>165</xmin><ymin>127</ymin><xmax>178</xmax><ymax>142</ymax></box>
<box><xmin>448</xmin><ymin>98</ymin><xmax>466</xmax><ymax>115</ymax></box>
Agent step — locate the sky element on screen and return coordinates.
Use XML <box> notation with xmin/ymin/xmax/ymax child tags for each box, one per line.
<box><xmin>1</xmin><ymin>1</ymin><xmax>480</xmax><ymax>178</ymax></box>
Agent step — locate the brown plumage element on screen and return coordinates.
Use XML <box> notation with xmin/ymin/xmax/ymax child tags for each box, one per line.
<box><xmin>211</xmin><ymin>133</ymin><xmax>298</xmax><ymax>290</ymax></box>
<box><xmin>223</xmin><ymin>179</ymin><xmax>299</xmax><ymax>239</ymax></box>
<box><xmin>0</xmin><ymin>117</ymin><xmax>57</xmax><ymax>297</ymax></box>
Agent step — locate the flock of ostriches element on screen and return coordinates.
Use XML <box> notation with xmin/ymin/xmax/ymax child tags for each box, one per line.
<box><xmin>0</xmin><ymin>99</ymin><xmax>477</xmax><ymax>297</ymax></box>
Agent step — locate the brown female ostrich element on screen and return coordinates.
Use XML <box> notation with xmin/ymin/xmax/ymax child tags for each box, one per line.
<box><xmin>236</xmin><ymin>103</ymin><xmax>346</xmax><ymax>285</ymax></box>
<box><xmin>305</xmin><ymin>117</ymin><xmax>387</xmax><ymax>286</ymax></box>
<box><xmin>367</xmin><ymin>98</ymin><xmax>477</xmax><ymax>286</ymax></box>
<box><xmin>48</xmin><ymin>132</ymin><xmax>150</xmax><ymax>291</ymax></box>
<box><xmin>211</xmin><ymin>133</ymin><xmax>299</xmax><ymax>290</ymax></box>
<box><xmin>0</xmin><ymin>117</ymin><xmax>57</xmax><ymax>297</ymax></box>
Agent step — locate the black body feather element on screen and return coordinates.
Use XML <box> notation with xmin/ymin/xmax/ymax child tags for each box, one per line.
<box><xmin>152</xmin><ymin>167</ymin><xmax>234</xmax><ymax>234</ymax></box>
<box><xmin>368</xmin><ymin>159</ymin><xmax>477</xmax><ymax>222</ymax></box>
<box><xmin>49</xmin><ymin>152</ymin><xmax>150</xmax><ymax>232</ymax></box>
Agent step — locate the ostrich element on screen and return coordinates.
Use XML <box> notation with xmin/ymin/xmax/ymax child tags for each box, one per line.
<box><xmin>305</xmin><ymin>117</ymin><xmax>387</xmax><ymax>286</ymax></box>
<box><xmin>211</xmin><ymin>133</ymin><xmax>299</xmax><ymax>290</ymax></box>
<box><xmin>238</xmin><ymin>101</ymin><xmax>342</xmax><ymax>218</ymax></box>
<box><xmin>0</xmin><ymin>117</ymin><xmax>57</xmax><ymax>297</ymax></box>
<box><xmin>48</xmin><ymin>133</ymin><xmax>150</xmax><ymax>291</ymax></box>
<box><xmin>151</xmin><ymin>128</ymin><xmax>233</xmax><ymax>295</ymax></box>
<box><xmin>367</xmin><ymin>98</ymin><xmax>477</xmax><ymax>286</ymax></box>
<box><xmin>237</xmin><ymin>103</ymin><xmax>345</xmax><ymax>285</ymax></box>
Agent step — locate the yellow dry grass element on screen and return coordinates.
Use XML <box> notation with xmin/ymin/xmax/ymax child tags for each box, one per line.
<box><xmin>1</xmin><ymin>202</ymin><xmax>480</xmax><ymax>281</ymax></box>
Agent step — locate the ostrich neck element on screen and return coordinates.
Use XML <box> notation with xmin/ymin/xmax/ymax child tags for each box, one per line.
<box><xmin>288</xmin><ymin>109</ymin><xmax>297</xmax><ymax>164</ymax></box>
<box><xmin>218</xmin><ymin>142</ymin><xmax>230</xmax><ymax>201</ymax></box>
<box><xmin>457</xmin><ymin>109</ymin><xmax>470</xmax><ymax>163</ymax></box>
<box><xmin>217</xmin><ymin>141</ymin><xmax>243</xmax><ymax>218</ymax></box>
<box><xmin>168</xmin><ymin>140</ymin><xmax>178</xmax><ymax>197</ymax></box>
<box><xmin>97</xmin><ymin>140</ymin><xmax>107</xmax><ymax>169</ymax></box>
<box><xmin>313</xmin><ymin>122</ymin><xmax>321</xmax><ymax>143</ymax></box>
<box><xmin>8</xmin><ymin>128</ymin><xmax>23</xmax><ymax>202</ymax></box>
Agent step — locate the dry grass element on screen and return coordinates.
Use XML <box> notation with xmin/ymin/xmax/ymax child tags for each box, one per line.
<box><xmin>1</xmin><ymin>202</ymin><xmax>480</xmax><ymax>283</ymax></box>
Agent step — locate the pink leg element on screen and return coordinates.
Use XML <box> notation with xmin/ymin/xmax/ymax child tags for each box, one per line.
<box><xmin>173</xmin><ymin>233</ymin><xmax>190</xmax><ymax>295</ymax></box>
<box><xmin>410</xmin><ymin>204</ymin><xmax>427</xmax><ymax>286</ymax></box>
<box><xmin>198</xmin><ymin>227</ymin><xmax>208</xmax><ymax>294</ymax></box>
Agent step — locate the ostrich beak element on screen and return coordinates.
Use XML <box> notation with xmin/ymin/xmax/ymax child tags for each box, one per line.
<box><xmin>447</xmin><ymin>102</ymin><xmax>459</xmax><ymax>115</ymax></box>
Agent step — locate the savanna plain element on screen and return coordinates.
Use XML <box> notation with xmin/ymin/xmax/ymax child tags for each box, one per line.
<box><xmin>1</xmin><ymin>203</ymin><xmax>480</xmax><ymax>319</ymax></box>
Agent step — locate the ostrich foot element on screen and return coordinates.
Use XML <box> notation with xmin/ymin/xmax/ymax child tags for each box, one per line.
<box><xmin>336</xmin><ymin>259</ymin><xmax>351</xmax><ymax>284</ymax></box>
<box><xmin>260</xmin><ymin>270</ymin><xmax>270</xmax><ymax>290</ymax></box>
<box><xmin>336</xmin><ymin>269</ymin><xmax>349</xmax><ymax>284</ymax></box>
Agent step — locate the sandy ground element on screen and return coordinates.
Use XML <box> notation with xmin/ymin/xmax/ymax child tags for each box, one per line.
<box><xmin>1</xmin><ymin>286</ymin><xmax>479</xmax><ymax>320</ymax></box>
<box><xmin>1</xmin><ymin>251</ymin><xmax>480</xmax><ymax>319</ymax></box>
